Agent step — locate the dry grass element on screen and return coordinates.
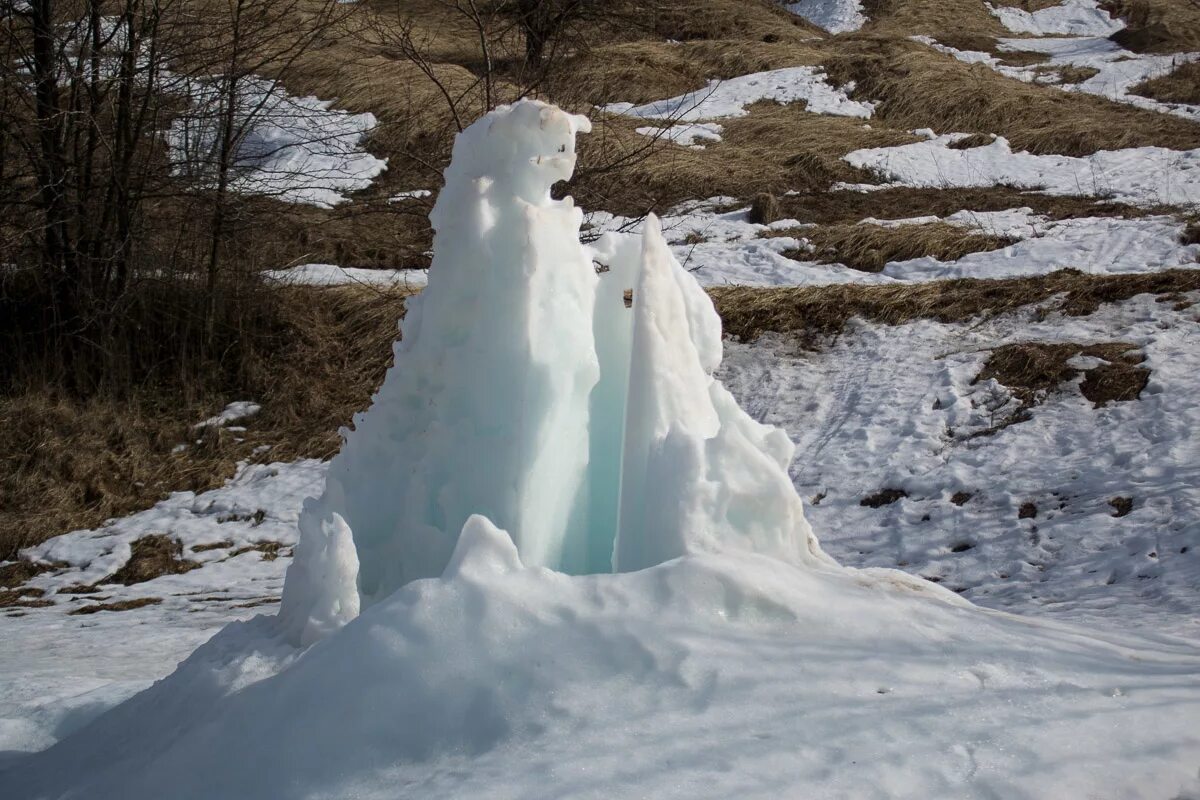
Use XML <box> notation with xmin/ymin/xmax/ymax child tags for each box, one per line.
<box><xmin>1132</xmin><ymin>60</ymin><xmax>1200</xmax><ymax>104</ymax></box>
<box><xmin>0</xmin><ymin>285</ymin><xmax>407</xmax><ymax>560</ymax></box>
<box><xmin>68</xmin><ymin>597</ymin><xmax>163</xmax><ymax>615</ymax></box>
<box><xmin>862</xmin><ymin>0</ymin><xmax>1010</xmax><ymax>39</ymax></box>
<box><xmin>821</xmin><ymin>36</ymin><xmax>1200</xmax><ymax>155</ymax></box>
<box><xmin>977</xmin><ymin>341</ymin><xmax>1151</xmax><ymax>407</ymax></box>
<box><xmin>777</xmin><ymin>186</ymin><xmax>1169</xmax><ymax>226</ymax></box>
<box><xmin>784</xmin><ymin>222</ymin><xmax>1015</xmax><ymax>273</ymax></box>
<box><xmin>1104</xmin><ymin>0</ymin><xmax>1200</xmax><ymax>52</ymax></box>
<box><xmin>108</xmin><ymin>535</ymin><xmax>200</xmax><ymax>585</ymax></box>
<box><xmin>710</xmin><ymin>268</ymin><xmax>1200</xmax><ymax>343</ymax></box>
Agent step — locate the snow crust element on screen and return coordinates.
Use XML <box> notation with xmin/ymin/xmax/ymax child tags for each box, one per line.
<box><xmin>845</xmin><ymin>133</ymin><xmax>1200</xmax><ymax>207</ymax></box>
<box><xmin>606</xmin><ymin>66</ymin><xmax>874</xmax><ymax>121</ymax></box>
<box><xmin>988</xmin><ymin>0</ymin><xmax>1123</xmax><ymax>36</ymax></box>
<box><xmin>783</xmin><ymin>0</ymin><xmax>867</xmax><ymax>34</ymax></box>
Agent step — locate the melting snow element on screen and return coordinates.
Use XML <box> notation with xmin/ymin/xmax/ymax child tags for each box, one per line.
<box><xmin>605</xmin><ymin>66</ymin><xmax>874</xmax><ymax>121</ymax></box>
<box><xmin>782</xmin><ymin>0</ymin><xmax>867</xmax><ymax>34</ymax></box>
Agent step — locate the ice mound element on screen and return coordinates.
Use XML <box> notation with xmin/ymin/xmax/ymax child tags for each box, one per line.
<box><xmin>281</xmin><ymin>99</ymin><xmax>829</xmax><ymax>644</ymax></box>
<box><xmin>8</xmin><ymin>102</ymin><xmax>1200</xmax><ymax>800</ymax></box>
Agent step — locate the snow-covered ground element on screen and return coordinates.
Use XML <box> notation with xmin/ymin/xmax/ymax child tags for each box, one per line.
<box><xmin>845</xmin><ymin>133</ymin><xmax>1200</xmax><ymax>207</ymax></box>
<box><xmin>913</xmin><ymin>32</ymin><xmax>1200</xmax><ymax>122</ymax></box>
<box><xmin>4</xmin><ymin>291</ymin><xmax>1198</xmax><ymax>763</ymax></box>
<box><xmin>4</xmin><ymin>10</ymin><xmax>1200</xmax><ymax>794</ymax></box>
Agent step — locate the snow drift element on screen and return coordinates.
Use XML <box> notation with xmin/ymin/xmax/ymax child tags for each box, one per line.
<box><xmin>6</xmin><ymin>101</ymin><xmax>1200</xmax><ymax>800</ymax></box>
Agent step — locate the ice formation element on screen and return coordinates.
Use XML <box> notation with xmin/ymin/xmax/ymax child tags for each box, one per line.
<box><xmin>280</xmin><ymin>100</ymin><xmax>827</xmax><ymax>643</ymax></box>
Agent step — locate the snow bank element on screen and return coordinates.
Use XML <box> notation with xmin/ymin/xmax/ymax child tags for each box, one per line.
<box><xmin>988</xmin><ymin>0</ymin><xmax>1123</xmax><ymax>36</ymax></box>
<box><xmin>845</xmin><ymin>133</ymin><xmax>1200</xmax><ymax>207</ymax></box>
<box><xmin>783</xmin><ymin>0</ymin><xmax>867</xmax><ymax>34</ymax></box>
<box><xmin>168</xmin><ymin>76</ymin><xmax>386</xmax><ymax>207</ymax></box>
<box><xmin>606</xmin><ymin>66</ymin><xmax>874</xmax><ymax>121</ymax></box>
<box><xmin>590</xmin><ymin>200</ymin><xmax>1199</xmax><ymax>286</ymax></box>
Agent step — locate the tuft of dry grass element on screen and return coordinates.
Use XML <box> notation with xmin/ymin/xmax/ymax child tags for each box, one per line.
<box><xmin>68</xmin><ymin>597</ymin><xmax>163</xmax><ymax>615</ymax></box>
<box><xmin>976</xmin><ymin>341</ymin><xmax>1150</xmax><ymax>407</ymax></box>
<box><xmin>786</xmin><ymin>221</ymin><xmax>1015</xmax><ymax>272</ymax></box>
<box><xmin>948</xmin><ymin>133</ymin><xmax>996</xmax><ymax>149</ymax></box>
<box><xmin>108</xmin><ymin>535</ymin><xmax>200</xmax><ymax>585</ymax></box>
<box><xmin>710</xmin><ymin>268</ymin><xmax>1200</xmax><ymax>343</ymax></box>
<box><xmin>1132</xmin><ymin>61</ymin><xmax>1200</xmax><ymax>104</ymax></box>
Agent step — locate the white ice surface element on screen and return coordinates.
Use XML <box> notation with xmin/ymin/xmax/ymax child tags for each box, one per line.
<box><xmin>845</xmin><ymin>133</ymin><xmax>1200</xmax><ymax>207</ymax></box>
<box><xmin>261</xmin><ymin>263</ymin><xmax>429</xmax><ymax>288</ymax></box>
<box><xmin>605</xmin><ymin>66</ymin><xmax>874</xmax><ymax>121</ymax></box>
<box><xmin>988</xmin><ymin>0</ymin><xmax>1123</xmax><ymax>36</ymax></box>
<box><xmin>783</xmin><ymin>0</ymin><xmax>866</xmax><ymax>34</ymax></box>
<box><xmin>168</xmin><ymin>76</ymin><xmax>386</xmax><ymax>208</ymax></box>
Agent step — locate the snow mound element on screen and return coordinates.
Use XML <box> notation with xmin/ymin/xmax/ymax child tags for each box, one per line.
<box><xmin>10</xmin><ymin>537</ymin><xmax>1200</xmax><ymax>799</ymax></box>
<box><xmin>988</xmin><ymin>0</ymin><xmax>1123</xmax><ymax>36</ymax></box>
<box><xmin>605</xmin><ymin>66</ymin><xmax>874</xmax><ymax>121</ymax></box>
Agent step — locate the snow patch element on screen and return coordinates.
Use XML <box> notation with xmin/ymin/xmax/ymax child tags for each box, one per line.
<box><xmin>168</xmin><ymin>76</ymin><xmax>386</xmax><ymax>208</ymax></box>
<box><xmin>845</xmin><ymin>133</ymin><xmax>1200</xmax><ymax>207</ymax></box>
<box><xmin>988</xmin><ymin>0</ymin><xmax>1123</xmax><ymax>36</ymax></box>
<box><xmin>605</xmin><ymin>66</ymin><xmax>874</xmax><ymax>121</ymax></box>
<box><xmin>783</xmin><ymin>0</ymin><xmax>867</xmax><ymax>34</ymax></box>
